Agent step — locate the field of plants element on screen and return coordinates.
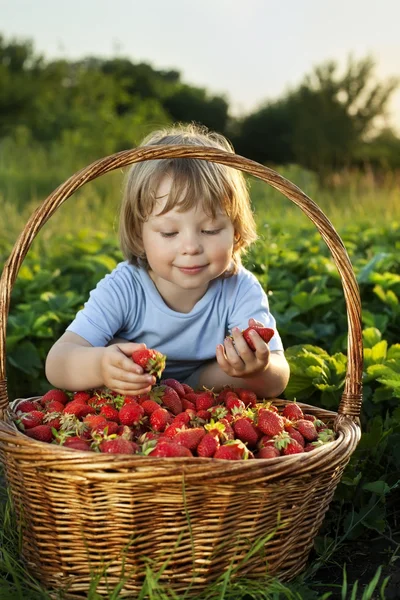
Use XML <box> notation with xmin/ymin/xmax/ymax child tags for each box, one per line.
<box><xmin>0</xmin><ymin>157</ymin><xmax>399</xmax><ymax>599</ymax></box>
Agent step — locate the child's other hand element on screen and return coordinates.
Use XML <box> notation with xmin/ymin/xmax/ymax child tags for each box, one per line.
<box><xmin>216</xmin><ymin>318</ymin><xmax>270</xmax><ymax>378</ymax></box>
<box><xmin>100</xmin><ymin>342</ymin><xmax>156</xmax><ymax>396</ymax></box>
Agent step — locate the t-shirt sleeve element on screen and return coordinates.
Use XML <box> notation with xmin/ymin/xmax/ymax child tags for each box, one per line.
<box><xmin>228</xmin><ymin>270</ymin><xmax>284</xmax><ymax>352</ymax></box>
<box><xmin>66</xmin><ymin>265</ymin><xmax>135</xmax><ymax>347</ymax></box>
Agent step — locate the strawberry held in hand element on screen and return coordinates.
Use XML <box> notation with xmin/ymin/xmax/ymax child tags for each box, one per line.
<box><xmin>242</xmin><ymin>326</ymin><xmax>274</xmax><ymax>351</ymax></box>
<box><xmin>132</xmin><ymin>348</ymin><xmax>166</xmax><ymax>379</ymax></box>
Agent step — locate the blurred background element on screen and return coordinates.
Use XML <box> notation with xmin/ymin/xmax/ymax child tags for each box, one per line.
<box><xmin>1</xmin><ymin>0</ymin><xmax>399</xmax><ymax>230</ymax></box>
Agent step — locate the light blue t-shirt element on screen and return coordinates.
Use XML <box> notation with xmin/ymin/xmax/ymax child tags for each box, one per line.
<box><xmin>66</xmin><ymin>262</ymin><xmax>283</xmax><ymax>382</ymax></box>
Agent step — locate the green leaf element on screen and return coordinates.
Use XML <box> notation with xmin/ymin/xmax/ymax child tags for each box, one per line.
<box><xmin>362</xmin><ymin>327</ymin><xmax>382</xmax><ymax>348</ymax></box>
<box><xmin>362</xmin><ymin>480</ymin><xmax>390</xmax><ymax>495</ymax></box>
<box><xmin>7</xmin><ymin>340</ymin><xmax>42</xmax><ymax>377</ymax></box>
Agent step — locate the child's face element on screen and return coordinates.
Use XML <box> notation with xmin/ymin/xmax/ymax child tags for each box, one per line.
<box><xmin>142</xmin><ymin>175</ymin><xmax>235</xmax><ymax>297</ymax></box>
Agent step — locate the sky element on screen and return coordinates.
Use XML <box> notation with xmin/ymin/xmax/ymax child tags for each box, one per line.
<box><xmin>2</xmin><ymin>0</ymin><xmax>400</xmax><ymax>130</ymax></box>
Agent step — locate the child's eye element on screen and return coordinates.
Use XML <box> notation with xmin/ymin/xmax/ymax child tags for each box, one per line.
<box><xmin>160</xmin><ymin>232</ymin><xmax>178</xmax><ymax>238</ymax></box>
<box><xmin>202</xmin><ymin>229</ymin><xmax>222</xmax><ymax>235</ymax></box>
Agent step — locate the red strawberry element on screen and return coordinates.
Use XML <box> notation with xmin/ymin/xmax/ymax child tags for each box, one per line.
<box><xmin>132</xmin><ymin>348</ymin><xmax>166</xmax><ymax>378</ymax></box>
<box><xmin>195</xmin><ymin>392</ymin><xmax>215</xmax><ymax>411</ymax></box>
<box><xmin>141</xmin><ymin>399</ymin><xmax>161</xmax><ymax>416</ymax></box>
<box><xmin>242</xmin><ymin>326</ymin><xmax>275</xmax><ymax>351</ymax></box>
<box><xmin>235</xmin><ymin>388</ymin><xmax>258</xmax><ymax>407</ymax></box>
<box><xmin>197</xmin><ymin>432</ymin><xmax>220</xmax><ymax>457</ymax></box>
<box><xmin>225</xmin><ymin>397</ymin><xmax>245</xmax><ymax>413</ymax></box>
<box><xmin>15</xmin><ymin>400</ymin><xmax>40</xmax><ymax>413</ymax></box>
<box><xmin>63</xmin><ymin>402</ymin><xmax>94</xmax><ymax>419</ymax></box>
<box><xmin>295</xmin><ymin>419</ymin><xmax>318</xmax><ymax>442</ymax></box>
<box><xmin>41</xmin><ymin>389</ymin><xmax>70</xmax><ymax>406</ymax></box>
<box><xmin>63</xmin><ymin>436</ymin><xmax>91</xmax><ymax>451</ymax></box>
<box><xmin>258</xmin><ymin>435</ymin><xmax>275</xmax><ymax>449</ymax></box>
<box><xmin>257</xmin><ymin>408</ymin><xmax>284</xmax><ymax>437</ymax></box>
<box><xmin>256</xmin><ymin>446</ymin><xmax>280</xmax><ymax>459</ymax></box>
<box><xmin>181</xmin><ymin>383</ymin><xmax>194</xmax><ymax>394</ymax></box>
<box><xmin>219</xmin><ymin>418</ymin><xmax>235</xmax><ymax>440</ymax></box>
<box><xmin>285</xmin><ymin>426</ymin><xmax>305</xmax><ymax>448</ymax></box>
<box><xmin>216</xmin><ymin>386</ymin><xmax>235</xmax><ymax>402</ymax></box>
<box><xmin>18</xmin><ymin>410</ymin><xmax>45</xmax><ymax>429</ymax></box>
<box><xmin>44</xmin><ymin>400</ymin><xmax>65</xmax><ymax>413</ymax></box>
<box><xmin>160</xmin><ymin>378</ymin><xmax>186</xmax><ymax>398</ymax></box>
<box><xmin>43</xmin><ymin>413</ymin><xmax>62</xmax><ymax>430</ymax></box>
<box><xmin>214</xmin><ymin>441</ymin><xmax>248</xmax><ymax>460</ymax></box>
<box><xmin>72</xmin><ymin>391</ymin><xmax>91</xmax><ymax>404</ymax></box>
<box><xmin>99</xmin><ymin>405</ymin><xmax>120</xmax><ymax>422</ymax></box>
<box><xmin>152</xmin><ymin>385</ymin><xmax>182</xmax><ymax>416</ymax></box>
<box><xmin>149</xmin><ymin>441</ymin><xmax>193</xmax><ymax>457</ymax></box>
<box><xmin>99</xmin><ymin>438</ymin><xmax>139</xmax><ymax>454</ymax></box>
<box><xmin>24</xmin><ymin>425</ymin><xmax>53</xmax><ymax>443</ymax></box>
<box><xmin>164</xmin><ymin>422</ymin><xmax>186</xmax><ymax>438</ymax></box>
<box><xmin>173</xmin><ymin>428</ymin><xmax>205</xmax><ymax>451</ymax></box>
<box><xmin>196</xmin><ymin>410</ymin><xmax>211</xmax><ymax>422</ymax></box>
<box><xmin>118</xmin><ymin>403</ymin><xmax>145</xmax><ymax>427</ymax></box>
<box><xmin>233</xmin><ymin>418</ymin><xmax>260</xmax><ymax>448</ymax></box>
<box><xmin>174</xmin><ymin>412</ymin><xmax>191</xmax><ymax>425</ymax></box>
<box><xmin>283</xmin><ymin>439</ymin><xmax>304</xmax><ymax>455</ymax></box>
<box><xmin>182</xmin><ymin>399</ymin><xmax>196</xmax><ymax>411</ymax></box>
<box><xmin>84</xmin><ymin>415</ymin><xmax>108</xmax><ymax>430</ymax></box>
<box><xmin>150</xmin><ymin>408</ymin><xmax>171</xmax><ymax>432</ymax></box>
<box><xmin>282</xmin><ymin>403</ymin><xmax>304</xmax><ymax>421</ymax></box>
<box><xmin>92</xmin><ymin>421</ymin><xmax>119</xmax><ymax>436</ymax></box>
<box><xmin>303</xmin><ymin>414</ymin><xmax>316</xmax><ymax>422</ymax></box>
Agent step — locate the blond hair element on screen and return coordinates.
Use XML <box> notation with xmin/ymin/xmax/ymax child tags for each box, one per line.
<box><xmin>119</xmin><ymin>123</ymin><xmax>257</xmax><ymax>276</ymax></box>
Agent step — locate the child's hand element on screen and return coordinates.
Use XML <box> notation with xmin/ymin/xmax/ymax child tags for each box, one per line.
<box><xmin>100</xmin><ymin>342</ymin><xmax>156</xmax><ymax>396</ymax></box>
<box><xmin>216</xmin><ymin>318</ymin><xmax>270</xmax><ymax>378</ymax></box>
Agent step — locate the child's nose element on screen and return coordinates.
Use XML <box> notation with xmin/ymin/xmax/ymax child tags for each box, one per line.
<box><xmin>181</xmin><ymin>233</ymin><xmax>203</xmax><ymax>254</ymax></box>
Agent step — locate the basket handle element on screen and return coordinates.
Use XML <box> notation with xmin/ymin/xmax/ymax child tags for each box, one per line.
<box><xmin>0</xmin><ymin>146</ymin><xmax>362</xmax><ymax>419</ymax></box>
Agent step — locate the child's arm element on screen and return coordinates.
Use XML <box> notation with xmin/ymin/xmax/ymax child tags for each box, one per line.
<box><xmin>45</xmin><ymin>332</ymin><xmax>155</xmax><ymax>395</ymax></box>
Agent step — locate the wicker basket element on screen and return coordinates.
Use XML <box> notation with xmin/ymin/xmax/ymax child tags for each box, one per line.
<box><xmin>0</xmin><ymin>146</ymin><xmax>362</xmax><ymax>598</ymax></box>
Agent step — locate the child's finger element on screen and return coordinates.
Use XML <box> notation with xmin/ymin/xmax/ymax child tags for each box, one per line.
<box><xmin>110</xmin><ymin>366</ymin><xmax>155</xmax><ymax>387</ymax></box>
<box><xmin>223</xmin><ymin>336</ymin><xmax>245</xmax><ymax>370</ymax></box>
<box><xmin>248</xmin><ymin>317</ymin><xmax>264</xmax><ymax>327</ymax></box>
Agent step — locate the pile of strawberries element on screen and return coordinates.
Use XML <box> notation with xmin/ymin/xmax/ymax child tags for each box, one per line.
<box><xmin>12</xmin><ymin>382</ymin><xmax>336</xmax><ymax>460</ymax></box>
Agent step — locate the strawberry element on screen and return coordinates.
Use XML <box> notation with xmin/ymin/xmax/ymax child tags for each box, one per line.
<box><xmin>160</xmin><ymin>378</ymin><xmax>186</xmax><ymax>398</ymax></box>
<box><xmin>233</xmin><ymin>418</ymin><xmax>260</xmax><ymax>448</ymax></box>
<box><xmin>44</xmin><ymin>400</ymin><xmax>65</xmax><ymax>413</ymax></box>
<box><xmin>72</xmin><ymin>391</ymin><xmax>91</xmax><ymax>404</ymax></box>
<box><xmin>15</xmin><ymin>400</ymin><xmax>40</xmax><ymax>413</ymax></box>
<box><xmin>118</xmin><ymin>403</ymin><xmax>145</xmax><ymax>427</ymax></box>
<box><xmin>141</xmin><ymin>399</ymin><xmax>161</xmax><ymax>416</ymax></box>
<box><xmin>216</xmin><ymin>386</ymin><xmax>235</xmax><ymax>403</ymax></box>
<box><xmin>235</xmin><ymin>388</ymin><xmax>257</xmax><ymax>407</ymax></box>
<box><xmin>182</xmin><ymin>399</ymin><xmax>196</xmax><ymax>411</ymax></box>
<box><xmin>150</xmin><ymin>407</ymin><xmax>171</xmax><ymax>432</ymax></box>
<box><xmin>63</xmin><ymin>436</ymin><xmax>91</xmax><ymax>451</ymax></box>
<box><xmin>151</xmin><ymin>385</ymin><xmax>182</xmax><ymax>416</ymax></box>
<box><xmin>197</xmin><ymin>432</ymin><xmax>220</xmax><ymax>457</ymax></box>
<box><xmin>63</xmin><ymin>401</ymin><xmax>94</xmax><ymax>419</ymax></box>
<box><xmin>282</xmin><ymin>439</ymin><xmax>304</xmax><ymax>455</ymax></box>
<box><xmin>257</xmin><ymin>408</ymin><xmax>284</xmax><ymax>437</ymax></box>
<box><xmin>43</xmin><ymin>413</ymin><xmax>62</xmax><ymax>430</ymax></box>
<box><xmin>285</xmin><ymin>426</ymin><xmax>305</xmax><ymax>448</ymax></box>
<box><xmin>208</xmin><ymin>405</ymin><xmax>228</xmax><ymax>420</ymax></box>
<box><xmin>164</xmin><ymin>422</ymin><xmax>186</xmax><ymax>438</ymax></box>
<box><xmin>149</xmin><ymin>441</ymin><xmax>193</xmax><ymax>457</ymax></box>
<box><xmin>195</xmin><ymin>392</ymin><xmax>215</xmax><ymax>411</ymax></box>
<box><xmin>256</xmin><ymin>446</ymin><xmax>280</xmax><ymax>459</ymax></box>
<box><xmin>258</xmin><ymin>435</ymin><xmax>275</xmax><ymax>449</ymax></box>
<box><xmin>225</xmin><ymin>397</ymin><xmax>245</xmax><ymax>413</ymax></box>
<box><xmin>173</xmin><ymin>428</ymin><xmax>205</xmax><ymax>451</ymax></box>
<box><xmin>295</xmin><ymin>419</ymin><xmax>318</xmax><ymax>442</ymax></box>
<box><xmin>41</xmin><ymin>389</ymin><xmax>70</xmax><ymax>406</ymax></box>
<box><xmin>282</xmin><ymin>402</ymin><xmax>304</xmax><ymax>421</ymax></box>
<box><xmin>303</xmin><ymin>414</ymin><xmax>316</xmax><ymax>422</ymax></box>
<box><xmin>84</xmin><ymin>415</ymin><xmax>108</xmax><ymax>430</ymax></box>
<box><xmin>99</xmin><ymin>405</ymin><xmax>120</xmax><ymax>422</ymax></box>
<box><xmin>132</xmin><ymin>348</ymin><xmax>166</xmax><ymax>378</ymax></box>
<box><xmin>181</xmin><ymin>383</ymin><xmax>194</xmax><ymax>394</ymax></box>
<box><xmin>219</xmin><ymin>418</ymin><xmax>235</xmax><ymax>440</ymax></box>
<box><xmin>17</xmin><ymin>410</ymin><xmax>45</xmax><ymax>429</ymax></box>
<box><xmin>213</xmin><ymin>440</ymin><xmax>248</xmax><ymax>460</ymax></box>
<box><xmin>196</xmin><ymin>410</ymin><xmax>211</xmax><ymax>422</ymax></box>
<box><xmin>99</xmin><ymin>438</ymin><xmax>139</xmax><ymax>454</ymax></box>
<box><xmin>242</xmin><ymin>326</ymin><xmax>275</xmax><ymax>351</ymax></box>
<box><xmin>92</xmin><ymin>421</ymin><xmax>119</xmax><ymax>436</ymax></box>
<box><xmin>24</xmin><ymin>425</ymin><xmax>53</xmax><ymax>443</ymax></box>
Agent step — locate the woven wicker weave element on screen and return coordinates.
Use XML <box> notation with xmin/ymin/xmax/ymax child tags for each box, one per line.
<box><xmin>0</xmin><ymin>146</ymin><xmax>362</xmax><ymax>597</ymax></box>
